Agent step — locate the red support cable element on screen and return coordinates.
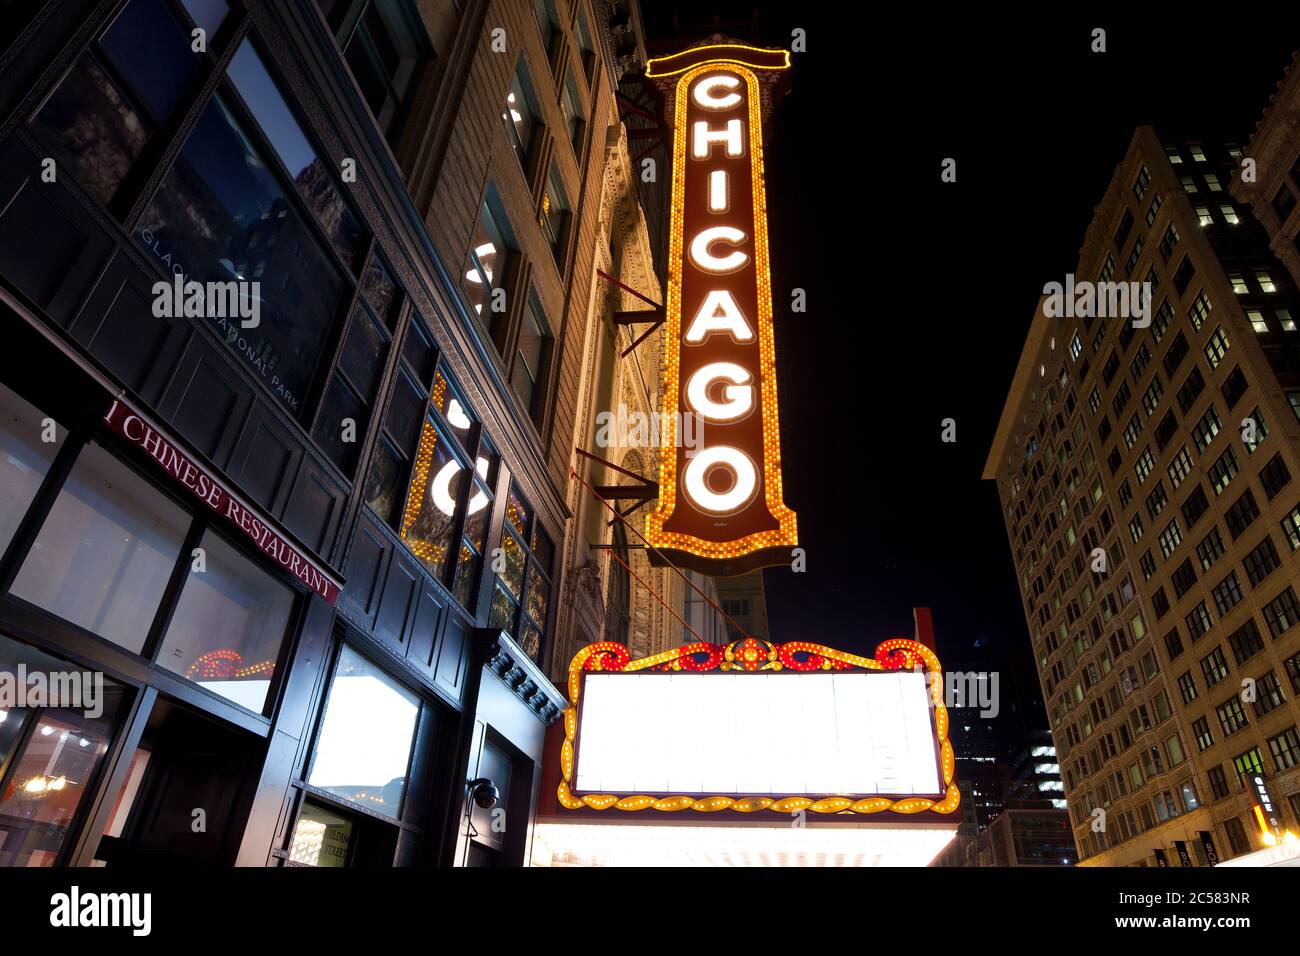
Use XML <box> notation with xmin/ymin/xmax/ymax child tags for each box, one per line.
<box><xmin>570</xmin><ymin>464</ymin><xmax>752</xmax><ymax>641</ymax></box>
<box><xmin>606</xmin><ymin>548</ymin><xmax>706</xmax><ymax>646</ymax></box>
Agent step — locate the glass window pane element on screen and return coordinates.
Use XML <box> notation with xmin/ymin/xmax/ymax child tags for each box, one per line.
<box><xmin>100</xmin><ymin>0</ymin><xmax>199</xmax><ymax>120</ymax></box>
<box><xmin>179</xmin><ymin>0</ymin><xmax>230</xmax><ymax>38</ymax></box>
<box><xmin>505</xmin><ymin>488</ymin><xmax>530</xmax><ymax>539</ymax></box>
<box><xmin>29</xmin><ymin>56</ymin><xmax>151</xmax><ymax>205</ymax></box>
<box><xmin>452</xmin><ymin>541</ymin><xmax>480</xmax><ymax>609</ymax></box>
<box><xmin>363</xmin><ymin>436</ymin><xmax>405</xmax><ymax>528</ymax></box>
<box><xmin>397</xmin><ymin>419</ymin><xmax>461</xmax><ymax>577</ymax></box>
<box><xmin>524</xmin><ymin>563</ymin><xmax>548</xmax><ymax>626</ymax></box>
<box><xmin>518</xmin><ymin>620</ymin><xmax>542</xmax><ymax>662</ymax></box>
<box><xmin>489</xmin><ymin>581</ymin><xmax>517</xmax><ymax>633</ymax></box>
<box><xmin>385</xmin><ymin>369</ymin><xmax>426</xmax><ymax>455</ymax></box>
<box><xmin>227</xmin><ymin>40</ymin><xmax>363</xmax><ymax>265</ymax></box>
<box><xmin>136</xmin><ymin>93</ymin><xmax>344</xmax><ymax>416</ymax></box>
<box><xmin>0</xmin><ymin>633</ymin><xmax>125</xmax><ymax>867</ymax></box>
<box><xmin>308</xmin><ymin>645</ymin><xmax>419</xmax><ymax>819</ymax></box>
<box><xmin>362</xmin><ymin>254</ymin><xmax>399</xmax><ymax>328</ymax></box>
<box><xmin>530</xmin><ymin>522</ymin><xmax>553</xmax><ymax>572</ymax></box>
<box><xmin>0</xmin><ymin>383</ymin><xmax>65</xmax><ymax>557</ymax></box>
<box><xmin>401</xmin><ymin>316</ymin><xmax>435</xmax><ymax>385</ymax></box>
<box><xmin>499</xmin><ymin>529</ymin><xmax>524</xmax><ymax>598</ymax></box>
<box><xmin>339</xmin><ymin>303</ymin><xmax>387</xmax><ymax>401</ymax></box>
<box><xmin>312</xmin><ymin>376</ymin><xmax>365</xmax><ymax>473</ymax></box>
<box><xmin>156</xmin><ymin>530</ymin><xmax>293</xmax><ymax>712</ymax></box>
<box><xmin>430</xmin><ymin>366</ymin><xmax>475</xmax><ymax>448</ymax></box>
<box><xmin>462</xmin><ymin>479</ymin><xmax>492</xmax><ymax>552</ymax></box>
<box><xmin>12</xmin><ymin>444</ymin><xmax>189</xmax><ymax>652</ymax></box>
<box><xmin>464</xmin><ymin>202</ymin><xmax>508</xmax><ymax>319</ymax></box>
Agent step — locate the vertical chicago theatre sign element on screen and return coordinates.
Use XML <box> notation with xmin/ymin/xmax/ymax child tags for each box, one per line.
<box><xmin>643</xmin><ymin>42</ymin><xmax>797</xmax><ymax>575</ymax></box>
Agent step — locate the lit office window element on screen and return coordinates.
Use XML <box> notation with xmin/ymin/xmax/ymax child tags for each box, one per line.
<box><xmin>1248</xmin><ymin>310</ymin><xmax>1268</xmax><ymax>334</ymax></box>
<box><xmin>1220</xmin><ymin>204</ymin><xmax>1239</xmax><ymax>225</ymax></box>
<box><xmin>1196</xmin><ymin>206</ymin><xmax>1212</xmax><ymax>227</ymax></box>
<box><xmin>11</xmin><ymin>443</ymin><xmax>188</xmax><ymax>653</ymax></box>
<box><xmin>463</xmin><ymin>199</ymin><xmax>514</xmax><ymax>326</ymax></box>
<box><xmin>511</xmin><ymin>293</ymin><xmax>551</xmax><ymax>418</ymax></box>
<box><xmin>1278</xmin><ymin>308</ymin><xmax>1297</xmax><ymax>331</ymax></box>
<box><xmin>1255</xmin><ymin>270</ymin><xmax>1277</xmax><ymax>293</ymax></box>
<box><xmin>1229</xmin><ymin>272</ymin><xmax>1248</xmax><ymax>294</ymax></box>
<box><xmin>503</xmin><ymin>59</ymin><xmax>540</xmax><ymax>170</ymax></box>
<box><xmin>308</xmin><ymin>645</ymin><xmax>420</xmax><ymax>819</ymax></box>
<box><xmin>540</xmin><ymin>166</ymin><xmax>570</xmax><ymax>259</ymax></box>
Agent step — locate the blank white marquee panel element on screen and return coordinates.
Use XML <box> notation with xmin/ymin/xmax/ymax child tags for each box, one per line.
<box><xmin>573</xmin><ymin>671</ymin><xmax>942</xmax><ymax>797</ymax></box>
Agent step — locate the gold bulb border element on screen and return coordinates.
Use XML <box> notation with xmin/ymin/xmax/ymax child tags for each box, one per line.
<box><xmin>557</xmin><ymin>639</ymin><xmax>960</xmax><ymax>816</ymax></box>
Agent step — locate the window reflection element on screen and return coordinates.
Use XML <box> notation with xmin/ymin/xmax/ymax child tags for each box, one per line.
<box><xmin>11</xmin><ymin>443</ymin><xmax>189</xmax><ymax>652</ymax></box>
<box><xmin>308</xmin><ymin>645</ymin><xmax>419</xmax><ymax>819</ymax></box>
<box><xmin>156</xmin><ymin>530</ymin><xmax>294</xmax><ymax>713</ymax></box>
<box><xmin>397</xmin><ymin>418</ymin><xmax>489</xmax><ymax>579</ymax></box>
<box><xmin>227</xmin><ymin>40</ymin><xmax>363</xmax><ymax>266</ymax></box>
<box><xmin>136</xmin><ymin>93</ymin><xmax>344</xmax><ymax>416</ymax></box>
<box><xmin>0</xmin><ymin>634</ymin><xmax>124</xmax><ymax>868</ymax></box>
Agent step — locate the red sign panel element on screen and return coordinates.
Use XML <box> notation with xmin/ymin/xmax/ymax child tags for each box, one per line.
<box><xmin>104</xmin><ymin>398</ymin><xmax>341</xmax><ymax>604</ymax></box>
<box><xmin>643</xmin><ymin>46</ymin><xmax>797</xmax><ymax>575</ymax></box>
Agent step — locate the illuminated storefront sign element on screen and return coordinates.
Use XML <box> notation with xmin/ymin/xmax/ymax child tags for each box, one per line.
<box><xmin>556</xmin><ymin>637</ymin><xmax>960</xmax><ymax>816</ymax></box>
<box><xmin>643</xmin><ymin>44</ymin><xmax>797</xmax><ymax>574</ymax></box>
<box><xmin>104</xmin><ymin>398</ymin><xmax>341</xmax><ymax>603</ymax></box>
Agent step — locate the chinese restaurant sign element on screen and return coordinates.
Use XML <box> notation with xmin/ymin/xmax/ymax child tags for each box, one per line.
<box><xmin>643</xmin><ymin>44</ymin><xmax>797</xmax><ymax>575</ymax></box>
<box><xmin>104</xmin><ymin>398</ymin><xmax>341</xmax><ymax>603</ymax></box>
<box><xmin>556</xmin><ymin>637</ymin><xmax>960</xmax><ymax>816</ymax></box>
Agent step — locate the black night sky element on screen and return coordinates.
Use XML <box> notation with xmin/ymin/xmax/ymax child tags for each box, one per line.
<box><xmin>640</xmin><ymin>8</ymin><xmax>1299</xmax><ymax>749</ymax></box>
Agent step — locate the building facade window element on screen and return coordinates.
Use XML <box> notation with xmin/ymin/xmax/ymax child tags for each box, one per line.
<box><xmin>488</xmin><ymin>485</ymin><xmax>554</xmax><ymax>663</ymax></box>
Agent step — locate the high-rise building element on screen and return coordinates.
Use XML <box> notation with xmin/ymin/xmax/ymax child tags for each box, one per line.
<box><xmin>986</xmin><ymin>79</ymin><xmax>1300</xmax><ymax>864</ymax></box>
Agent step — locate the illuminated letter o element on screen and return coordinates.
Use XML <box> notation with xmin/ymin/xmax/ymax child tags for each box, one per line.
<box><xmin>683</xmin><ymin>447</ymin><xmax>757</xmax><ymax>514</ymax></box>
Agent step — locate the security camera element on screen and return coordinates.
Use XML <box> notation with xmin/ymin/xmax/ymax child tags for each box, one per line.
<box><xmin>468</xmin><ymin>777</ymin><xmax>499</xmax><ymax>810</ymax></box>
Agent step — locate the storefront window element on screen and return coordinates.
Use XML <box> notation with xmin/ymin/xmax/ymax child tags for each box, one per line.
<box><xmin>0</xmin><ymin>383</ymin><xmax>65</xmax><ymax>558</ymax></box>
<box><xmin>308</xmin><ymin>645</ymin><xmax>419</xmax><ymax>819</ymax></box>
<box><xmin>0</xmin><ymin>634</ymin><xmax>125</xmax><ymax>867</ymax></box>
<box><xmin>489</xmin><ymin>485</ymin><xmax>552</xmax><ymax>662</ymax></box>
<box><xmin>156</xmin><ymin>529</ymin><xmax>294</xmax><ymax>713</ymax></box>
<box><xmin>11</xmin><ymin>444</ymin><xmax>189</xmax><ymax>653</ymax></box>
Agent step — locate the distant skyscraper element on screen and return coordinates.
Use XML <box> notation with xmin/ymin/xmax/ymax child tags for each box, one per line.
<box><xmin>986</xmin><ymin>65</ymin><xmax>1300</xmax><ymax>866</ymax></box>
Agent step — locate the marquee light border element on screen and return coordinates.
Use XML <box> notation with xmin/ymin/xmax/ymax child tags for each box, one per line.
<box><xmin>556</xmin><ymin>637</ymin><xmax>960</xmax><ymax>816</ymax></box>
<box><xmin>642</xmin><ymin>56</ymin><xmax>798</xmax><ymax>562</ymax></box>
<box><xmin>644</xmin><ymin>42</ymin><xmax>792</xmax><ymax>78</ymax></box>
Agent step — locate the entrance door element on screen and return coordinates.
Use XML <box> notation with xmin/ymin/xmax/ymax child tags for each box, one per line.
<box><xmin>94</xmin><ymin>698</ymin><xmax>257</xmax><ymax>866</ymax></box>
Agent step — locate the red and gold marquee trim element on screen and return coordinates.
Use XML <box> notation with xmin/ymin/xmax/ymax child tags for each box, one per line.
<box><xmin>557</xmin><ymin>637</ymin><xmax>960</xmax><ymax>816</ymax></box>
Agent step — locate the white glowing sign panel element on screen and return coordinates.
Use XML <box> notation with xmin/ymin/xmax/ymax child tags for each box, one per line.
<box><xmin>573</xmin><ymin>672</ymin><xmax>942</xmax><ymax>797</ymax></box>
